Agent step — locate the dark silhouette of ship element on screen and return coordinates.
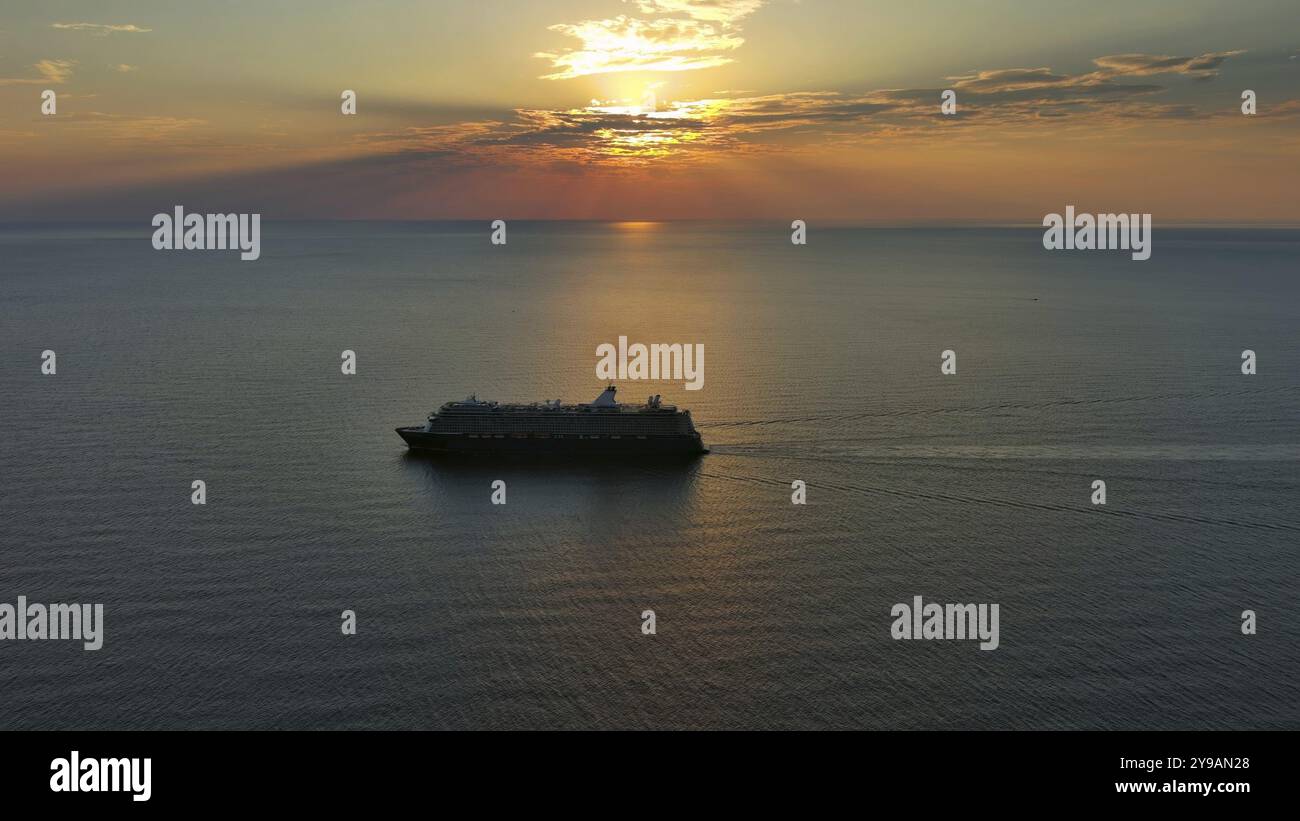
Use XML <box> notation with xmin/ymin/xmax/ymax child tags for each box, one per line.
<box><xmin>396</xmin><ymin>385</ymin><xmax>707</xmax><ymax>455</ymax></box>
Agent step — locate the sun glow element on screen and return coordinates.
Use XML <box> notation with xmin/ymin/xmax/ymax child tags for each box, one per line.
<box><xmin>575</xmin><ymin>94</ymin><xmax>732</xmax><ymax>162</ymax></box>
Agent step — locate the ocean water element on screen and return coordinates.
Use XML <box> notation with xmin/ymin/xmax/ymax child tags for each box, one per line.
<box><xmin>0</xmin><ymin>222</ymin><xmax>1296</xmax><ymax>730</ymax></box>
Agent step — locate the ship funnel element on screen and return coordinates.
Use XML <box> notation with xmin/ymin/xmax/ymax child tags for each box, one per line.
<box><xmin>591</xmin><ymin>385</ymin><xmax>619</xmax><ymax>407</ymax></box>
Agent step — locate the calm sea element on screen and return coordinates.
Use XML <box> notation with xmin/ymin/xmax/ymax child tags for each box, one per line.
<box><xmin>1</xmin><ymin>222</ymin><xmax>1296</xmax><ymax>729</ymax></box>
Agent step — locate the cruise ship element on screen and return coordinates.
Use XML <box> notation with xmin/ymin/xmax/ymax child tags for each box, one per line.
<box><xmin>396</xmin><ymin>385</ymin><xmax>707</xmax><ymax>455</ymax></box>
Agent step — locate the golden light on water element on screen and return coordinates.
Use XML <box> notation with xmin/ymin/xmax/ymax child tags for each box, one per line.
<box><xmin>611</xmin><ymin>220</ymin><xmax>663</xmax><ymax>229</ymax></box>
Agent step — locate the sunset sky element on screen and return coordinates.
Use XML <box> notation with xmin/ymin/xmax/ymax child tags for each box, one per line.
<box><xmin>2</xmin><ymin>0</ymin><xmax>1298</xmax><ymax>222</ymax></box>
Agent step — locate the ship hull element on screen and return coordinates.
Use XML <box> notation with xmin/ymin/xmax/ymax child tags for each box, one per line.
<box><xmin>396</xmin><ymin>427</ymin><xmax>706</xmax><ymax>456</ymax></box>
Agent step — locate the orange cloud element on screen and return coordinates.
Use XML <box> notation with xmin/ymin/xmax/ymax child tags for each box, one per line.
<box><xmin>354</xmin><ymin>50</ymin><xmax>1282</xmax><ymax>168</ymax></box>
<box><xmin>0</xmin><ymin>59</ymin><xmax>77</xmax><ymax>86</ymax></box>
<box><xmin>51</xmin><ymin>22</ymin><xmax>152</xmax><ymax>35</ymax></box>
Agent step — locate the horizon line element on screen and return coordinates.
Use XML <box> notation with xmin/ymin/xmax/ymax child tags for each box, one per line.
<box><xmin>3</xmin><ymin>218</ymin><xmax>1300</xmax><ymax>229</ymax></box>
